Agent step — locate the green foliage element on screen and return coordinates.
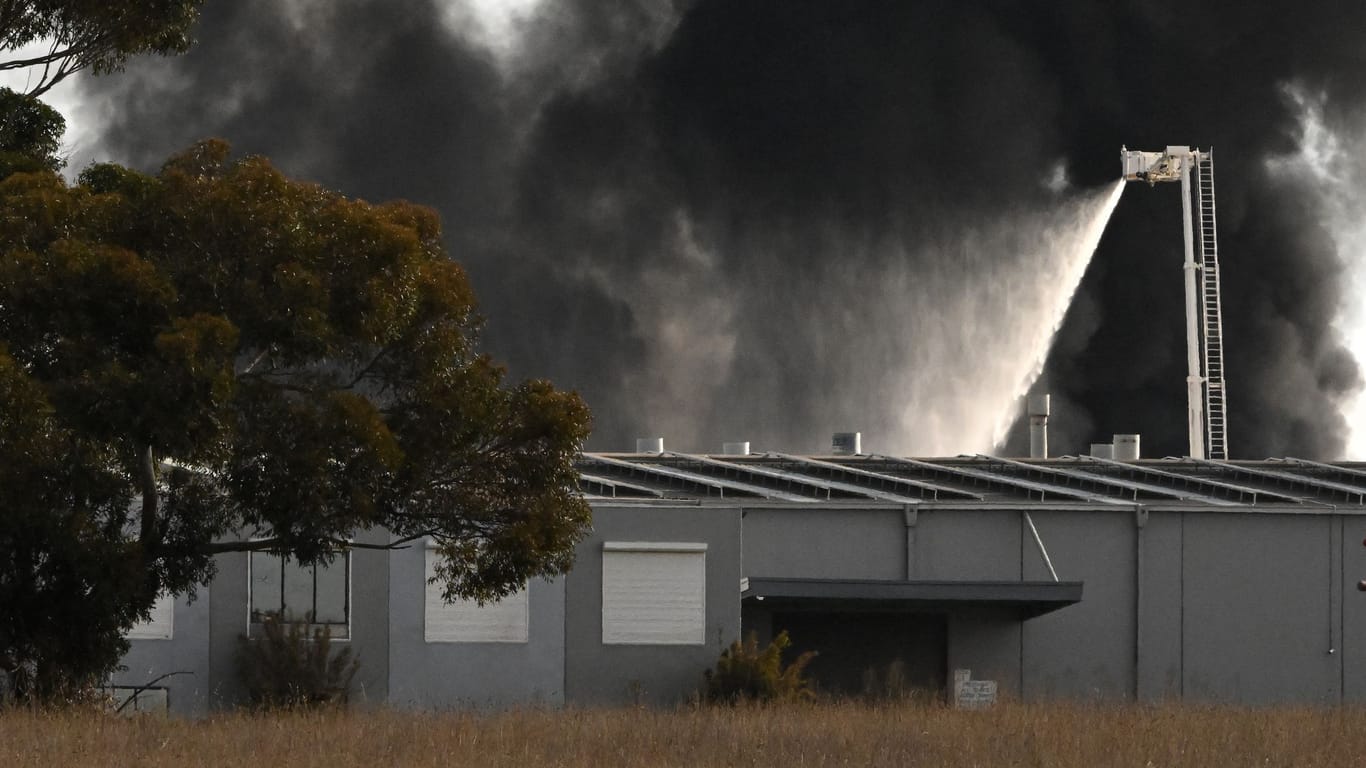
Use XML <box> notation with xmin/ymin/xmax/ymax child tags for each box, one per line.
<box><xmin>704</xmin><ymin>631</ymin><xmax>817</xmax><ymax>704</ymax></box>
<box><xmin>0</xmin><ymin>88</ymin><xmax>65</xmax><ymax>175</ymax></box>
<box><xmin>235</xmin><ymin>616</ymin><xmax>359</xmax><ymax>709</ymax></box>
<box><xmin>0</xmin><ymin>141</ymin><xmax>593</xmax><ymax>702</ymax></box>
<box><xmin>0</xmin><ymin>1</ymin><xmax>206</xmax><ymax>96</ymax></box>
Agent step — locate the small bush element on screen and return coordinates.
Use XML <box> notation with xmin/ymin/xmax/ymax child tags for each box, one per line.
<box><xmin>704</xmin><ymin>630</ymin><xmax>816</xmax><ymax>704</ymax></box>
<box><xmin>235</xmin><ymin>616</ymin><xmax>359</xmax><ymax>709</ymax></box>
<box><xmin>860</xmin><ymin>658</ymin><xmax>941</xmax><ymax>702</ymax></box>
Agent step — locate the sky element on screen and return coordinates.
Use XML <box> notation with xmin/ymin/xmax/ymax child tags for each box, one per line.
<box><xmin>11</xmin><ymin>0</ymin><xmax>1366</xmax><ymax>460</ymax></box>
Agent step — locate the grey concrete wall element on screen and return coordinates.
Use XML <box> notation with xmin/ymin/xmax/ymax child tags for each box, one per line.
<box><xmin>350</xmin><ymin>527</ymin><xmax>390</xmax><ymax>707</ymax></box>
<box><xmin>947</xmin><ymin>613</ymin><xmax>1021</xmax><ymax>699</ymax></box>
<box><xmin>1136</xmin><ymin>512</ymin><xmax>1183</xmax><ymax>701</ymax></box>
<box><xmin>743</xmin><ymin>506</ymin><xmax>904</xmax><ymax>579</ymax></box>
<box><xmin>1021</xmin><ymin>509</ymin><xmax>1136</xmax><ymax>700</ymax></box>
<box><xmin>564</xmin><ymin>505</ymin><xmax>742</xmax><ymax>706</ymax></box>
<box><xmin>387</xmin><ymin>545</ymin><xmax>565</xmax><ymax>710</ymax></box>
<box><xmin>913</xmin><ymin>509</ymin><xmax>1022</xmax><ymax>581</ymax></box>
<box><xmin>207</xmin><ymin>550</ymin><xmax>249</xmax><ymax>708</ymax></box>
<box><xmin>1342</xmin><ymin>515</ymin><xmax>1366</xmax><ymax>703</ymax></box>
<box><xmin>738</xmin><ymin>503</ymin><xmax>1366</xmax><ymax>706</ymax></box>
<box><xmin>113</xmin><ymin>499</ymin><xmax>1366</xmax><ymax>712</ymax></box>
<box><xmin>1180</xmin><ymin>512</ymin><xmax>1337</xmax><ymax>705</ymax></box>
<box><xmin>111</xmin><ymin>591</ymin><xmax>213</xmax><ymax>717</ymax></box>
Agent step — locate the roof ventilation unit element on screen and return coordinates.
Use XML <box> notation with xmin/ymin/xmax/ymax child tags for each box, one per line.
<box><xmin>831</xmin><ymin>432</ymin><xmax>862</xmax><ymax>456</ymax></box>
<box><xmin>722</xmin><ymin>441</ymin><xmax>751</xmax><ymax>456</ymax></box>
<box><xmin>635</xmin><ymin>437</ymin><xmax>664</xmax><ymax>454</ymax></box>
<box><xmin>1090</xmin><ymin>443</ymin><xmax>1115</xmax><ymax>459</ymax></box>
<box><xmin>1113</xmin><ymin>434</ymin><xmax>1141</xmax><ymax>461</ymax></box>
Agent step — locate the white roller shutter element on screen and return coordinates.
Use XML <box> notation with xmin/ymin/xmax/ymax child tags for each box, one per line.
<box><xmin>126</xmin><ymin>593</ymin><xmax>174</xmax><ymax>640</ymax></box>
<box><xmin>602</xmin><ymin>542</ymin><xmax>706</xmax><ymax>645</ymax></box>
<box><xmin>424</xmin><ymin>548</ymin><xmax>529</xmax><ymax>643</ymax></box>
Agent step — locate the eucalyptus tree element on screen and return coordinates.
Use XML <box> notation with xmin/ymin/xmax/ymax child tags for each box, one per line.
<box><xmin>0</xmin><ymin>140</ymin><xmax>592</xmax><ymax>700</ymax></box>
<box><xmin>0</xmin><ymin>1</ymin><xmax>205</xmax><ymax>96</ymax></box>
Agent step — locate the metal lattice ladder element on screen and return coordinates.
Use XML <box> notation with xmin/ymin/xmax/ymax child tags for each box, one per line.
<box><xmin>1194</xmin><ymin>151</ymin><xmax>1228</xmax><ymax>459</ymax></box>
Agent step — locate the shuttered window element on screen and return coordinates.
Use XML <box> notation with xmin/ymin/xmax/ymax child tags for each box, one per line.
<box><xmin>126</xmin><ymin>593</ymin><xmax>174</xmax><ymax>640</ymax></box>
<box><xmin>602</xmin><ymin>542</ymin><xmax>706</xmax><ymax>645</ymax></box>
<box><xmin>424</xmin><ymin>547</ymin><xmax>529</xmax><ymax>643</ymax></box>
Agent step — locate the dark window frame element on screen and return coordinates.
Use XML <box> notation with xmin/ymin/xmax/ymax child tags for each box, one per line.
<box><xmin>247</xmin><ymin>551</ymin><xmax>351</xmax><ymax>639</ymax></box>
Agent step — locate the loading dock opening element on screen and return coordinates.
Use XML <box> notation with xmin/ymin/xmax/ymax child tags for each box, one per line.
<box><xmin>742</xmin><ymin>578</ymin><xmax>1084</xmax><ymax>697</ymax></box>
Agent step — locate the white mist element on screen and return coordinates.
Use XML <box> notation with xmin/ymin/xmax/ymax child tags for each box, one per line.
<box><xmin>882</xmin><ymin>179</ymin><xmax>1126</xmax><ymax>455</ymax></box>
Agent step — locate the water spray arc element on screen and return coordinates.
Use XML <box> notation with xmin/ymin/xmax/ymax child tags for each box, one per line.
<box><xmin>1121</xmin><ymin>146</ymin><xmax>1229</xmax><ymax>459</ymax></box>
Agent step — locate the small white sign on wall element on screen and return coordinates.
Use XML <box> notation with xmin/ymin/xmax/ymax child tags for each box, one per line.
<box><xmin>952</xmin><ymin>668</ymin><xmax>997</xmax><ymax>709</ymax></box>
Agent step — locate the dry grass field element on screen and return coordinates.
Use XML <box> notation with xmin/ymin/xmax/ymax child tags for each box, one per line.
<box><xmin>3</xmin><ymin>700</ymin><xmax>1365</xmax><ymax>767</ymax></box>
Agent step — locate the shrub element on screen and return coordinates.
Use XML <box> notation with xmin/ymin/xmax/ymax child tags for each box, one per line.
<box><xmin>860</xmin><ymin>658</ymin><xmax>941</xmax><ymax>702</ymax></box>
<box><xmin>704</xmin><ymin>630</ymin><xmax>816</xmax><ymax>704</ymax></box>
<box><xmin>235</xmin><ymin>616</ymin><xmax>359</xmax><ymax>709</ymax></box>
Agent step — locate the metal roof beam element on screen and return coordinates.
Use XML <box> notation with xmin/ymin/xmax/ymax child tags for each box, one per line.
<box><xmin>579</xmin><ymin>454</ymin><xmax>813</xmax><ymax>502</ymax></box>
<box><xmin>577</xmin><ymin>473</ymin><xmax>665</xmax><ymax>499</ymax></box>
<box><xmin>980</xmin><ymin>455</ymin><xmax>1204</xmax><ymax>503</ymax></box>
<box><xmin>667</xmin><ymin>452</ymin><xmax>923</xmax><ymax>504</ymax></box>
<box><xmin>1076</xmin><ymin>455</ymin><xmax>1302</xmax><ymax>504</ymax></box>
<box><xmin>1189</xmin><ymin>458</ymin><xmax>1366</xmax><ymax>504</ymax></box>
<box><xmin>1278</xmin><ymin>457</ymin><xmax>1366</xmax><ymax>487</ymax></box>
<box><xmin>864</xmin><ymin>455</ymin><xmax>1110</xmax><ymax>503</ymax></box>
<box><xmin>761</xmin><ymin>452</ymin><xmax>984</xmax><ymax>501</ymax></box>
<box><xmin>1049</xmin><ymin>462</ymin><xmax>1239</xmax><ymax>506</ymax></box>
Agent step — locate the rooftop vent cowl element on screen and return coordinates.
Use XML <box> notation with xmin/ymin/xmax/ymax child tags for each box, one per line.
<box><xmin>1114</xmin><ymin>434</ymin><xmax>1141</xmax><ymax>461</ymax></box>
<box><xmin>832</xmin><ymin>432</ymin><xmax>862</xmax><ymax>456</ymax></box>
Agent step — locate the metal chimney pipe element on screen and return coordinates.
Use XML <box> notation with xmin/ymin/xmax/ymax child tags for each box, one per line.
<box><xmin>1028</xmin><ymin>394</ymin><xmax>1050</xmax><ymax>459</ymax></box>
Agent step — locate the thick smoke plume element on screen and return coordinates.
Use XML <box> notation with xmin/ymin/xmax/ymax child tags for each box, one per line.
<box><xmin>78</xmin><ymin>0</ymin><xmax>1366</xmax><ymax>458</ymax></box>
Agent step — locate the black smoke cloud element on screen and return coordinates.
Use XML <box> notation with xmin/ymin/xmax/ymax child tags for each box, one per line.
<box><xmin>79</xmin><ymin>0</ymin><xmax>1365</xmax><ymax>458</ymax></box>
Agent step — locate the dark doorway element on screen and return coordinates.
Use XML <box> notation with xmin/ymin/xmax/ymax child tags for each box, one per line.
<box><xmin>773</xmin><ymin>611</ymin><xmax>947</xmax><ymax>698</ymax></box>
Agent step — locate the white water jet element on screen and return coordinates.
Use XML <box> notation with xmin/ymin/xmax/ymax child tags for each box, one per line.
<box><xmin>599</xmin><ymin>180</ymin><xmax>1126</xmax><ymax>456</ymax></box>
<box><xmin>883</xmin><ymin>179</ymin><xmax>1126</xmax><ymax>455</ymax></box>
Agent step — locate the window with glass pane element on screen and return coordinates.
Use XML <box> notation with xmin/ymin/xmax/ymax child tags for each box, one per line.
<box><xmin>249</xmin><ymin>551</ymin><xmax>350</xmax><ymax>637</ymax></box>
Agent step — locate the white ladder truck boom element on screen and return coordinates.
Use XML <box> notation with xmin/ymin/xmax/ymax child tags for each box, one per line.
<box><xmin>1120</xmin><ymin>146</ymin><xmax>1229</xmax><ymax>460</ymax></box>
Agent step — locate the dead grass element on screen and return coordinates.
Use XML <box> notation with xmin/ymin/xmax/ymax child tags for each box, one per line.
<box><xmin>2</xmin><ymin>700</ymin><xmax>1365</xmax><ymax>767</ymax></box>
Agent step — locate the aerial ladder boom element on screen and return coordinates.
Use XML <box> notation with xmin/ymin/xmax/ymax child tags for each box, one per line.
<box><xmin>1120</xmin><ymin>145</ymin><xmax>1228</xmax><ymax>460</ymax></box>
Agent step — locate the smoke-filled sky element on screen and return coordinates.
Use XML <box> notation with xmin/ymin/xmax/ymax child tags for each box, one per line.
<box><xmin>42</xmin><ymin>0</ymin><xmax>1366</xmax><ymax>458</ymax></box>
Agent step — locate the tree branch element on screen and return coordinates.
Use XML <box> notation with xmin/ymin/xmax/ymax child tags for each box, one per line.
<box><xmin>114</xmin><ymin>671</ymin><xmax>193</xmax><ymax>714</ymax></box>
<box><xmin>191</xmin><ymin>536</ymin><xmax>419</xmax><ymax>556</ymax></box>
<box><xmin>193</xmin><ymin>538</ymin><xmax>283</xmax><ymax>555</ymax></box>
<box><xmin>342</xmin><ymin>345</ymin><xmax>392</xmax><ymax>389</ymax></box>
<box><xmin>138</xmin><ymin>444</ymin><xmax>159</xmax><ymax>552</ymax></box>
<box><xmin>0</xmin><ymin>39</ymin><xmax>93</xmax><ymax>70</ymax></box>
<box><xmin>238</xmin><ymin>346</ymin><xmax>272</xmax><ymax>376</ymax></box>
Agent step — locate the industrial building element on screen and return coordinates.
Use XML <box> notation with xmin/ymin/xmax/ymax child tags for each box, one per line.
<box><xmin>113</xmin><ymin>435</ymin><xmax>1366</xmax><ymax>715</ymax></box>
<box><xmin>113</xmin><ymin>147</ymin><xmax>1364</xmax><ymax>715</ymax></box>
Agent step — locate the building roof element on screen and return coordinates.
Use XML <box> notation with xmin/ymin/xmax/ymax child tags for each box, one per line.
<box><xmin>576</xmin><ymin>452</ymin><xmax>1366</xmax><ymax>511</ymax></box>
